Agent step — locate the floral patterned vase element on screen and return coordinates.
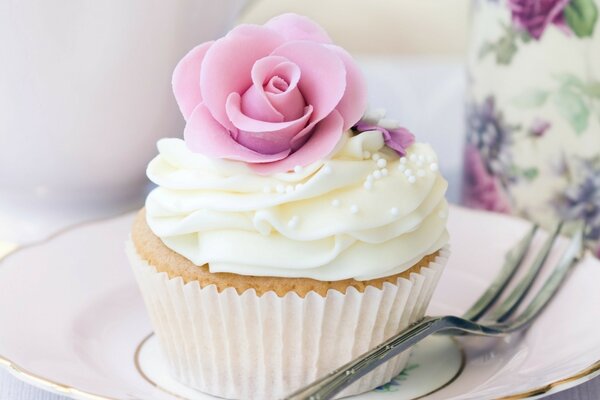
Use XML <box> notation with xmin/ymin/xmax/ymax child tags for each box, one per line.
<box><xmin>464</xmin><ymin>0</ymin><xmax>600</xmax><ymax>256</ymax></box>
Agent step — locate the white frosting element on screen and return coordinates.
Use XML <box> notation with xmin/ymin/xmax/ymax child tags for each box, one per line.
<box><xmin>145</xmin><ymin>131</ymin><xmax>449</xmax><ymax>281</ymax></box>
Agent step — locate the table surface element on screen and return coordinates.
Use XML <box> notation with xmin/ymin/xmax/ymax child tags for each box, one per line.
<box><xmin>0</xmin><ymin>57</ymin><xmax>598</xmax><ymax>400</ymax></box>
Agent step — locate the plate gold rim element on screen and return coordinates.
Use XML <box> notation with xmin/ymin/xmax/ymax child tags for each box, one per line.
<box><xmin>1</xmin><ymin>346</ymin><xmax>599</xmax><ymax>400</ymax></box>
<box><xmin>1</xmin><ymin>213</ymin><xmax>599</xmax><ymax>399</ymax></box>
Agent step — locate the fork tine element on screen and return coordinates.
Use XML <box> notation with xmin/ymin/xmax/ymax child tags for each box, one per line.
<box><xmin>486</xmin><ymin>221</ymin><xmax>563</xmax><ymax>323</ymax></box>
<box><xmin>498</xmin><ymin>221</ymin><xmax>585</xmax><ymax>332</ymax></box>
<box><xmin>462</xmin><ymin>224</ymin><xmax>538</xmax><ymax>321</ymax></box>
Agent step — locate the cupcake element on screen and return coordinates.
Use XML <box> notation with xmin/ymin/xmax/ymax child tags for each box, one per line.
<box><xmin>128</xmin><ymin>13</ymin><xmax>449</xmax><ymax>400</ymax></box>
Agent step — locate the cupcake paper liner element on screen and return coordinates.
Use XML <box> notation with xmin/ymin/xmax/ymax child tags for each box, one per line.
<box><xmin>127</xmin><ymin>240</ymin><xmax>449</xmax><ymax>400</ymax></box>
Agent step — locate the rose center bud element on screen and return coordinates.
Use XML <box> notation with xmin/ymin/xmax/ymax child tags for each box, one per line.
<box><xmin>266</xmin><ymin>76</ymin><xmax>289</xmax><ymax>94</ymax></box>
<box><xmin>240</xmin><ymin>58</ymin><xmax>306</xmax><ymax>124</ymax></box>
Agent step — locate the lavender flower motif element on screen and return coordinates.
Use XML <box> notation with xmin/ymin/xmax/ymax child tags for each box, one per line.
<box><xmin>463</xmin><ymin>145</ymin><xmax>512</xmax><ymax>213</ymax></box>
<box><xmin>354</xmin><ymin>110</ymin><xmax>415</xmax><ymax>156</ymax></box>
<box><xmin>529</xmin><ymin>118</ymin><xmax>551</xmax><ymax>137</ymax></box>
<box><xmin>554</xmin><ymin>157</ymin><xmax>600</xmax><ymax>253</ymax></box>
<box><xmin>466</xmin><ymin>96</ymin><xmax>517</xmax><ymax>184</ymax></box>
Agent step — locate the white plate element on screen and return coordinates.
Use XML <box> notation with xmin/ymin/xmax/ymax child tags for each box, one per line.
<box><xmin>0</xmin><ymin>205</ymin><xmax>599</xmax><ymax>400</ymax></box>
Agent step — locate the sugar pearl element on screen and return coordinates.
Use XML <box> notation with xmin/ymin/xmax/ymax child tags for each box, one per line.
<box><xmin>410</xmin><ymin>154</ymin><xmax>418</xmax><ymax>162</ymax></box>
<box><xmin>364</xmin><ymin>181</ymin><xmax>373</xmax><ymax>190</ymax></box>
<box><xmin>381</xmin><ymin>168</ymin><xmax>389</xmax><ymax>176</ymax></box>
<box><xmin>372</xmin><ymin>153</ymin><xmax>381</xmax><ymax>161</ymax></box>
<box><xmin>363</xmin><ymin>150</ymin><xmax>371</xmax><ymax>159</ymax></box>
<box><xmin>276</xmin><ymin>184</ymin><xmax>285</xmax><ymax>193</ymax></box>
<box><xmin>430</xmin><ymin>163</ymin><xmax>439</xmax><ymax>172</ymax></box>
<box><xmin>397</xmin><ymin>164</ymin><xmax>406</xmax><ymax>172</ymax></box>
<box><xmin>404</xmin><ymin>169</ymin><xmax>413</xmax><ymax>176</ymax></box>
<box><xmin>350</xmin><ymin>204</ymin><xmax>359</xmax><ymax>214</ymax></box>
<box><xmin>293</xmin><ymin>165</ymin><xmax>303</xmax><ymax>174</ymax></box>
<box><xmin>331</xmin><ymin>199</ymin><xmax>341</xmax><ymax>207</ymax></box>
<box><xmin>376</xmin><ymin>158</ymin><xmax>387</xmax><ymax>168</ymax></box>
<box><xmin>373</xmin><ymin>170</ymin><xmax>382</xmax><ymax>180</ymax></box>
<box><xmin>288</xmin><ymin>216</ymin><xmax>300</xmax><ymax>229</ymax></box>
<box><xmin>390</xmin><ymin>207</ymin><xmax>399</xmax><ymax>216</ymax></box>
<box><xmin>400</xmin><ymin>157</ymin><xmax>407</xmax><ymax>164</ymax></box>
<box><xmin>322</xmin><ymin>165</ymin><xmax>333</xmax><ymax>174</ymax></box>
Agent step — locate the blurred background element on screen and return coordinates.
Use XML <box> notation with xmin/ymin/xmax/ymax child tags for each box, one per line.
<box><xmin>1</xmin><ymin>0</ymin><xmax>599</xmax><ymax>398</ymax></box>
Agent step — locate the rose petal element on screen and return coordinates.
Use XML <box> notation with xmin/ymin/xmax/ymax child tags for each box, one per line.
<box><xmin>251</xmin><ymin>110</ymin><xmax>344</xmax><ymax>174</ymax></box>
<box><xmin>185</xmin><ymin>104</ymin><xmax>290</xmax><ymax>163</ymax></box>
<box><xmin>264</xmin><ymin>13</ymin><xmax>332</xmax><ymax>44</ymax></box>
<box><xmin>172</xmin><ymin>41</ymin><xmax>213</xmax><ymax>120</ymax></box>
<box><xmin>226</xmin><ymin>92</ymin><xmax>313</xmax><ymax>154</ymax></box>
<box><xmin>241</xmin><ymin>85</ymin><xmax>284</xmax><ymax>123</ymax></box>
<box><xmin>201</xmin><ymin>25</ymin><xmax>286</xmax><ymax>131</ymax></box>
<box><xmin>241</xmin><ymin>56</ymin><xmax>304</xmax><ymax>122</ymax></box>
<box><xmin>325</xmin><ymin>45</ymin><xmax>367</xmax><ymax>130</ymax></box>
<box><xmin>271</xmin><ymin>41</ymin><xmax>346</xmax><ymax>125</ymax></box>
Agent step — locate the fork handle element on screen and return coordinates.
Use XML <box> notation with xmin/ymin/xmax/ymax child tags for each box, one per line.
<box><xmin>284</xmin><ymin>316</ymin><xmax>447</xmax><ymax>400</ymax></box>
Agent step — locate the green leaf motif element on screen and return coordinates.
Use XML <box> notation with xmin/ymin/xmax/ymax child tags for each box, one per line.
<box><xmin>553</xmin><ymin>88</ymin><xmax>590</xmax><ymax>134</ymax></box>
<box><xmin>521</xmin><ymin>167</ymin><xmax>540</xmax><ymax>181</ymax></box>
<box><xmin>564</xmin><ymin>0</ymin><xmax>599</xmax><ymax>37</ymax></box>
<box><xmin>495</xmin><ymin>34</ymin><xmax>518</xmax><ymax>65</ymax></box>
<box><xmin>513</xmin><ymin>89</ymin><xmax>549</xmax><ymax>108</ymax></box>
<box><xmin>582</xmin><ymin>81</ymin><xmax>600</xmax><ymax>98</ymax></box>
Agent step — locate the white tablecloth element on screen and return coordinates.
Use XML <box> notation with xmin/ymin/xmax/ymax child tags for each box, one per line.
<box><xmin>1</xmin><ymin>57</ymin><xmax>597</xmax><ymax>400</ymax></box>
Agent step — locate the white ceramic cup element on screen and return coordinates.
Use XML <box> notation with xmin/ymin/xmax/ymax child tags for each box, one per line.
<box><xmin>0</xmin><ymin>0</ymin><xmax>250</xmax><ymax>241</ymax></box>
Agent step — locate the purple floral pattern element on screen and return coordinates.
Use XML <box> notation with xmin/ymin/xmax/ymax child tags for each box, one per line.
<box><xmin>508</xmin><ymin>0</ymin><xmax>571</xmax><ymax>39</ymax></box>
<box><xmin>553</xmin><ymin>157</ymin><xmax>600</xmax><ymax>248</ymax></box>
<box><xmin>479</xmin><ymin>0</ymin><xmax>597</xmax><ymax>64</ymax></box>
<box><xmin>468</xmin><ymin>0</ymin><xmax>600</xmax><ymax>257</ymax></box>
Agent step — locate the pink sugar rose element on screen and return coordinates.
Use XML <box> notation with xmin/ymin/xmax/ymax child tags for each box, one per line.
<box><xmin>173</xmin><ymin>13</ymin><xmax>367</xmax><ymax>174</ymax></box>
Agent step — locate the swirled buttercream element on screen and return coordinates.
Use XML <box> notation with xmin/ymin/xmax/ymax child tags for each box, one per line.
<box><xmin>145</xmin><ymin>131</ymin><xmax>448</xmax><ymax>280</ymax></box>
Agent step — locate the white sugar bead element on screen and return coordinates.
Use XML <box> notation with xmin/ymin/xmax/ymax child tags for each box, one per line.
<box><xmin>376</xmin><ymin>158</ymin><xmax>387</xmax><ymax>168</ymax></box>
<box><xmin>373</xmin><ymin>170</ymin><xmax>382</xmax><ymax>180</ymax></box>
<box><xmin>372</xmin><ymin>153</ymin><xmax>381</xmax><ymax>161</ymax></box>
<box><xmin>331</xmin><ymin>199</ymin><xmax>341</xmax><ymax>207</ymax></box>
<box><xmin>350</xmin><ymin>204</ymin><xmax>359</xmax><ymax>214</ymax></box>
<box><xmin>293</xmin><ymin>165</ymin><xmax>303</xmax><ymax>174</ymax></box>
<box><xmin>390</xmin><ymin>207</ymin><xmax>399</xmax><ymax>216</ymax></box>
<box><xmin>400</xmin><ymin>157</ymin><xmax>407</xmax><ymax>164</ymax></box>
<box><xmin>430</xmin><ymin>163</ymin><xmax>439</xmax><ymax>172</ymax></box>
<box><xmin>397</xmin><ymin>164</ymin><xmax>406</xmax><ymax>172</ymax></box>
<box><xmin>322</xmin><ymin>165</ymin><xmax>333</xmax><ymax>174</ymax></box>
<box><xmin>288</xmin><ymin>216</ymin><xmax>300</xmax><ymax>229</ymax></box>
<box><xmin>381</xmin><ymin>168</ymin><xmax>389</xmax><ymax>176</ymax></box>
<box><xmin>418</xmin><ymin>155</ymin><xmax>426</xmax><ymax>162</ymax></box>
<box><xmin>404</xmin><ymin>169</ymin><xmax>413</xmax><ymax>176</ymax></box>
<box><xmin>276</xmin><ymin>184</ymin><xmax>285</xmax><ymax>193</ymax></box>
<box><xmin>363</xmin><ymin>181</ymin><xmax>373</xmax><ymax>190</ymax></box>
<box><xmin>366</xmin><ymin>174</ymin><xmax>374</xmax><ymax>182</ymax></box>
<box><xmin>408</xmin><ymin>176</ymin><xmax>416</xmax><ymax>184</ymax></box>
<box><xmin>363</xmin><ymin>150</ymin><xmax>371</xmax><ymax>159</ymax></box>
<box><xmin>409</xmin><ymin>154</ymin><xmax>418</xmax><ymax>162</ymax></box>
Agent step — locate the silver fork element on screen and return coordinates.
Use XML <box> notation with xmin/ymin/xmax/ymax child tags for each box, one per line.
<box><xmin>285</xmin><ymin>221</ymin><xmax>586</xmax><ymax>400</ymax></box>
